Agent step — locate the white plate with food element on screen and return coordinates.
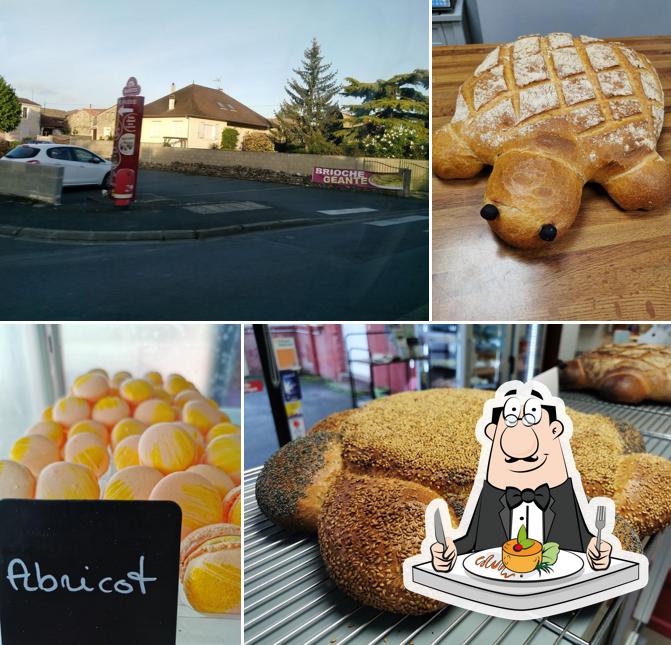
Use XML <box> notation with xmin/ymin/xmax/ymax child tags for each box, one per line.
<box><xmin>462</xmin><ymin>526</ymin><xmax>584</xmax><ymax>583</ymax></box>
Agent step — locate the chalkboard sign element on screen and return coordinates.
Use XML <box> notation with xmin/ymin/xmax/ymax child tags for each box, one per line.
<box><xmin>0</xmin><ymin>500</ymin><xmax>181</xmax><ymax>645</ymax></box>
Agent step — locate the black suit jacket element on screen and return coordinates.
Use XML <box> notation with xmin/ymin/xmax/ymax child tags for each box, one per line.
<box><xmin>454</xmin><ymin>478</ymin><xmax>593</xmax><ymax>555</ymax></box>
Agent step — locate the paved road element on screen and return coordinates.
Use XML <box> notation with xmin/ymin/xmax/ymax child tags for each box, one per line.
<box><xmin>0</xmin><ymin>170</ymin><xmax>428</xmax><ymax>319</ymax></box>
<box><xmin>0</xmin><ymin>170</ymin><xmax>426</xmax><ymax>232</ymax></box>
<box><xmin>0</xmin><ymin>212</ymin><xmax>428</xmax><ymax>320</ymax></box>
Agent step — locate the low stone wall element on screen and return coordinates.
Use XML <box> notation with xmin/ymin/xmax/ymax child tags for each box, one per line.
<box><xmin>0</xmin><ymin>161</ymin><xmax>63</xmax><ymax>204</ymax></box>
<box><xmin>61</xmin><ymin>138</ymin><xmax>429</xmax><ymax>192</ymax></box>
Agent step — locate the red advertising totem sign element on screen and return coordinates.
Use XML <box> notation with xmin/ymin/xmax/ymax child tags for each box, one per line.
<box><xmin>110</xmin><ymin>77</ymin><xmax>144</xmax><ymax>206</ymax></box>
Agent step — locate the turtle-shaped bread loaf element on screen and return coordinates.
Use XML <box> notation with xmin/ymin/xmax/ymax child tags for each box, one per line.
<box><xmin>433</xmin><ymin>33</ymin><xmax>671</xmax><ymax>248</ymax></box>
<box><xmin>559</xmin><ymin>343</ymin><xmax>671</xmax><ymax>404</ymax></box>
<box><xmin>256</xmin><ymin>389</ymin><xmax>671</xmax><ymax>614</ymax></box>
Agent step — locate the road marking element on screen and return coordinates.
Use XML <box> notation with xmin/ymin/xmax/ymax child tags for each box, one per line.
<box><xmin>176</xmin><ymin>186</ymin><xmax>296</xmax><ymax>197</ymax></box>
<box><xmin>317</xmin><ymin>207</ymin><xmax>378</xmax><ymax>215</ymax></box>
<box><xmin>184</xmin><ymin>201</ymin><xmax>270</xmax><ymax>214</ymax></box>
<box><xmin>366</xmin><ymin>215</ymin><xmax>429</xmax><ymax>227</ymax></box>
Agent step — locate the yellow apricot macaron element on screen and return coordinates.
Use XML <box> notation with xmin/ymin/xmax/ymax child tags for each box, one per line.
<box><xmin>68</xmin><ymin>419</ymin><xmax>109</xmax><ymax>446</ymax></box>
<box><xmin>92</xmin><ymin>396</ymin><xmax>131</xmax><ymax>429</ymax></box>
<box><xmin>205</xmin><ymin>434</ymin><xmax>241</xmax><ymax>485</ymax></box>
<box><xmin>143</xmin><ymin>371</ymin><xmax>163</xmax><ymax>386</ymax></box>
<box><xmin>36</xmin><ymin>462</ymin><xmax>100</xmax><ymax>500</ymax></box>
<box><xmin>138</xmin><ymin>423</ymin><xmax>196</xmax><ymax>474</ymax></box>
<box><xmin>10</xmin><ymin>435</ymin><xmax>60</xmax><ymax>478</ymax></box>
<box><xmin>111</xmin><ymin>370</ymin><xmax>132</xmax><ymax>387</ymax></box>
<box><xmin>71</xmin><ymin>372</ymin><xmax>109</xmax><ymax>402</ymax></box>
<box><xmin>175</xmin><ymin>423</ymin><xmax>205</xmax><ymax>464</ymax></box>
<box><xmin>41</xmin><ymin>405</ymin><xmax>53</xmax><ymax>421</ymax></box>
<box><xmin>153</xmin><ymin>388</ymin><xmax>172</xmax><ymax>402</ymax></box>
<box><xmin>26</xmin><ymin>420</ymin><xmax>66</xmax><ymax>449</ymax></box>
<box><xmin>0</xmin><ymin>459</ymin><xmax>35</xmax><ymax>499</ymax></box>
<box><xmin>180</xmin><ymin>524</ymin><xmax>241</xmax><ymax>613</ymax></box>
<box><xmin>222</xmin><ymin>486</ymin><xmax>241</xmax><ymax>524</ymax></box>
<box><xmin>187</xmin><ymin>464</ymin><xmax>235</xmax><ymax>497</ymax></box>
<box><xmin>182</xmin><ymin>400</ymin><xmax>221</xmax><ymax>435</ymax></box>
<box><xmin>134</xmin><ymin>398</ymin><xmax>177</xmax><ymax>425</ymax></box>
<box><xmin>206</xmin><ymin>422</ymin><xmax>240</xmax><ymax>444</ymax></box>
<box><xmin>149</xmin><ymin>471</ymin><xmax>222</xmax><ymax>539</ymax></box>
<box><xmin>119</xmin><ymin>378</ymin><xmax>156</xmax><ymax>407</ymax></box>
<box><xmin>104</xmin><ymin>466</ymin><xmax>163</xmax><ymax>501</ymax></box>
<box><xmin>110</xmin><ymin>418</ymin><xmax>146</xmax><ymax>449</ymax></box>
<box><xmin>113</xmin><ymin>434</ymin><xmax>141</xmax><ymax>470</ymax></box>
<box><xmin>164</xmin><ymin>373</ymin><xmax>190</xmax><ymax>396</ymax></box>
<box><xmin>64</xmin><ymin>432</ymin><xmax>109</xmax><ymax>478</ymax></box>
<box><xmin>173</xmin><ymin>389</ymin><xmax>205</xmax><ymax>409</ymax></box>
<box><xmin>228</xmin><ymin>496</ymin><xmax>241</xmax><ymax>526</ymax></box>
<box><xmin>52</xmin><ymin>396</ymin><xmax>90</xmax><ymax>427</ymax></box>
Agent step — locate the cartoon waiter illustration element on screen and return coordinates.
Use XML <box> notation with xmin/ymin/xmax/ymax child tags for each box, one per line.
<box><xmin>430</xmin><ymin>381</ymin><xmax>612</xmax><ymax>573</ymax></box>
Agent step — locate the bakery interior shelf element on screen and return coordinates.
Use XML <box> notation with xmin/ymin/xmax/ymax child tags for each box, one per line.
<box><xmin>432</xmin><ymin>36</ymin><xmax>671</xmax><ymax>320</ymax></box>
<box><xmin>243</xmin><ymin>392</ymin><xmax>671</xmax><ymax>644</ymax></box>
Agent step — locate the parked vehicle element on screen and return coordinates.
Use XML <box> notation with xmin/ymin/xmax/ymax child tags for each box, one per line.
<box><xmin>1</xmin><ymin>143</ymin><xmax>112</xmax><ymax>188</ymax></box>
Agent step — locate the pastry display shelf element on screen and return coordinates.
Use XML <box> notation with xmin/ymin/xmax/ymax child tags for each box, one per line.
<box><xmin>243</xmin><ymin>392</ymin><xmax>671</xmax><ymax>644</ymax></box>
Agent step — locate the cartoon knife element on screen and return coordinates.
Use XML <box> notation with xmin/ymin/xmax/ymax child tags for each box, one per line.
<box><xmin>434</xmin><ymin>508</ymin><xmax>447</xmax><ymax>550</ymax></box>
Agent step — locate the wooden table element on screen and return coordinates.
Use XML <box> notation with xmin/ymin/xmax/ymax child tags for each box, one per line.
<box><xmin>432</xmin><ymin>36</ymin><xmax>671</xmax><ymax>320</ymax></box>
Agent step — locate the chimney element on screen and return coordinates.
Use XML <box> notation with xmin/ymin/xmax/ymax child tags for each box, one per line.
<box><xmin>170</xmin><ymin>83</ymin><xmax>176</xmax><ymax>93</ymax></box>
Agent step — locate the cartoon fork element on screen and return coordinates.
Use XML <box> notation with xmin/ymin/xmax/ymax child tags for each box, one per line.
<box><xmin>595</xmin><ymin>505</ymin><xmax>606</xmax><ymax>553</ymax></box>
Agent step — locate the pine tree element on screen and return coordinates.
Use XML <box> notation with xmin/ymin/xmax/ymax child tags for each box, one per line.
<box><xmin>274</xmin><ymin>38</ymin><xmax>342</xmax><ymax>153</ymax></box>
<box><xmin>339</xmin><ymin>69</ymin><xmax>429</xmax><ymax>159</ymax></box>
<box><xmin>0</xmin><ymin>76</ymin><xmax>22</xmax><ymax>135</ymax></box>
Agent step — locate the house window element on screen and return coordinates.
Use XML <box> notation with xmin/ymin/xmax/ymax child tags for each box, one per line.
<box><xmin>198</xmin><ymin>123</ymin><xmax>217</xmax><ymax>140</ymax></box>
<box><xmin>103</xmin><ymin>127</ymin><xmax>111</xmax><ymax>138</ymax></box>
<box><xmin>21</xmin><ymin>107</ymin><xmax>28</xmax><ymax>119</ymax></box>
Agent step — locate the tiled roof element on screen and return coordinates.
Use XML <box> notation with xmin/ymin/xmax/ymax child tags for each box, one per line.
<box><xmin>143</xmin><ymin>83</ymin><xmax>270</xmax><ymax>128</ymax></box>
<box><xmin>18</xmin><ymin>97</ymin><xmax>41</xmax><ymax>106</ymax></box>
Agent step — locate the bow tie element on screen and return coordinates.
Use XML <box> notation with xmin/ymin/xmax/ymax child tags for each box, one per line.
<box><xmin>505</xmin><ymin>484</ymin><xmax>551</xmax><ymax>511</ymax></box>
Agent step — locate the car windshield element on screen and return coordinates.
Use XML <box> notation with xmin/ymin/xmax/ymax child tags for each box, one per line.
<box><xmin>5</xmin><ymin>146</ymin><xmax>40</xmax><ymax>159</ymax></box>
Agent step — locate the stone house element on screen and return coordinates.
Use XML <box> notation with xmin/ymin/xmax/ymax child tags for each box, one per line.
<box><xmin>95</xmin><ymin>105</ymin><xmax>117</xmax><ymax>140</ymax></box>
<box><xmin>66</xmin><ymin>108</ymin><xmax>104</xmax><ymax>138</ymax></box>
<box><xmin>2</xmin><ymin>97</ymin><xmax>41</xmax><ymax>141</ymax></box>
<box><xmin>141</xmin><ymin>83</ymin><xmax>271</xmax><ymax>149</ymax></box>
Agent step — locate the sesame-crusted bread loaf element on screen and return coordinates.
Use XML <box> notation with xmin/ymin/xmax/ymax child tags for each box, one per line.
<box><xmin>613</xmin><ymin>453</ymin><xmax>671</xmax><ymax>538</ymax></box>
<box><xmin>342</xmin><ymin>389</ymin><xmax>490</xmax><ymax>495</ymax></box>
<box><xmin>569</xmin><ymin>409</ymin><xmax>624</xmax><ymax>497</ymax></box>
<box><xmin>342</xmin><ymin>389</ymin><xmax>625</xmax><ymax>499</ymax></box>
<box><xmin>306</xmin><ymin>408</ymin><xmax>361</xmax><ymax>435</ymax></box>
<box><xmin>613</xmin><ymin>513</ymin><xmax>643</xmax><ymax>554</ymax></box>
<box><xmin>318</xmin><ymin>473</ymin><xmax>447</xmax><ymax>614</ymax></box>
<box><xmin>615</xmin><ymin>420</ymin><xmax>647</xmax><ymax>454</ymax></box>
<box><xmin>433</xmin><ymin>34</ymin><xmax>671</xmax><ymax>248</ymax></box>
<box><xmin>256</xmin><ymin>388</ymin><xmax>667</xmax><ymax>614</ymax></box>
<box><xmin>255</xmin><ymin>432</ymin><xmax>343</xmax><ymax>532</ymax></box>
<box><xmin>560</xmin><ymin>343</ymin><xmax>671</xmax><ymax>404</ymax></box>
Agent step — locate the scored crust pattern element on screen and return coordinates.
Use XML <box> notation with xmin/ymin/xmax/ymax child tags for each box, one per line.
<box><xmin>450</xmin><ymin>34</ymin><xmax>664</xmax><ymax>159</ymax></box>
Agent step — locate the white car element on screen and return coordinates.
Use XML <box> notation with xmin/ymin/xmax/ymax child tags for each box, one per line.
<box><xmin>2</xmin><ymin>143</ymin><xmax>112</xmax><ymax>188</ymax></box>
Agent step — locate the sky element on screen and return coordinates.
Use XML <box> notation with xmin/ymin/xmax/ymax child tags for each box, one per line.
<box><xmin>0</xmin><ymin>0</ymin><xmax>428</xmax><ymax>116</ymax></box>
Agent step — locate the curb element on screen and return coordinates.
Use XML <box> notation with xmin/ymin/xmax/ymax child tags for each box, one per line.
<box><xmin>0</xmin><ymin>217</ymin><xmax>317</xmax><ymax>244</ymax></box>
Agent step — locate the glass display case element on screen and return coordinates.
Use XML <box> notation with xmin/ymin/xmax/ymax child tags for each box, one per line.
<box><xmin>0</xmin><ymin>324</ymin><xmax>241</xmax><ymax>645</ymax></box>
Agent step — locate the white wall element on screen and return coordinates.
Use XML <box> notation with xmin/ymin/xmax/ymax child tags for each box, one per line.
<box><xmin>5</xmin><ymin>102</ymin><xmax>41</xmax><ymax>141</ymax></box>
<box><xmin>141</xmin><ymin>116</ymin><xmax>189</xmax><ymax>145</ymax></box>
<box><xmin>466</xmin><ymin>0</ymin><xmax>671</xmax><ymax>43</ymax></box>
